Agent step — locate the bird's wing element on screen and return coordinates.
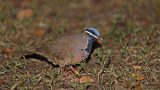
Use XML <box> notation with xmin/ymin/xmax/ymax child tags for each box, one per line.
<box><xmin>20</xmin><ymin>34</ymin><xmax>89</xmax><ymax>67</ymax></box>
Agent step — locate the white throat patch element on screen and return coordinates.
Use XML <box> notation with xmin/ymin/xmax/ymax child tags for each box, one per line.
<box><xmin>85</xmin><ymin>31</ymin><xmax>98</xmax><ymax>39</ymax></box>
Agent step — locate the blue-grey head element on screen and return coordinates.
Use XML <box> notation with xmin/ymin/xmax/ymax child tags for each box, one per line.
<box><xmin>84</xmin><ymin>27</ymin><xmax>103</xmax><ymax>53</ymax></box>
<box><xmin>85</xmin><ymin>27</ymin><xmax>102</xmax><ymax>42</ymax></box>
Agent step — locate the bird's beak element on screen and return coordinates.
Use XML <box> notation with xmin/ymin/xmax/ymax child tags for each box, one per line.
<box><xmin>97</xmin><ymin>37</ymin><xmax>103</xmax><ymax>45</ymax></box>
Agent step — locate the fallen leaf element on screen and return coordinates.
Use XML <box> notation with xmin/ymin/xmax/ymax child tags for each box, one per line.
<box><xmin>1</xmin><ymin>48</ymin><xmax>13</xmax><ymax>55</ymax></box>
<box><xmin>114</xmin><ymin>84</ymin><xmax>128</xmax><ymax>90</ymax></box>
<box><xmin>16</xmin><ymin>8</ymin><xmax>33</xmax><ymax>19</ymax></box>
<box><xmin>131</xmin><ymin>74</ymin><xmax>145</xmax><ymax>81</ymax></box>
<box><xmin>0</xmin><ymin>79</ymin><xmax>7</xmax><ymax>84</ymax></box>
<box><xmin>21</xmin><ymin>0</ymin><xmax>32</xmax><ymax>7</ymax></box>
<box><xmin>79</xmin><ymin>76</ymin><xmax>94</xmax><ymax>84</ymax></box>
<box><xmin>32</xmin><ymin>29</ymin><xmax>46</xmax><ymax>37</ymax></box>
<box><xmin>132</xmin><ymin>83</ymin><xmax>143</xmax><ymax>90</ymax></box>
<box><xmin>133</xmin><ymin>66</ymin><xmax>142</xmax><ymax>71</ymax></box>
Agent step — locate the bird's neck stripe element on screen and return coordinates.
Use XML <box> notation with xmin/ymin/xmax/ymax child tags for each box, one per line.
<box><xmin>85</xmin><ymin>31</ymin><xmax>98</xmax><ymax>39</ymax></box>
<box><xmin>85</xmin><ymin>37</ymin><xmax>94</xmax><ymax>53</ymax></box>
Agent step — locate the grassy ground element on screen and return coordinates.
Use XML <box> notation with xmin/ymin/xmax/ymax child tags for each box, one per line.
<box><xmin>0</xmin><ymin>0</ymin><xmax>160</xmax><ymax>90</ymax></box>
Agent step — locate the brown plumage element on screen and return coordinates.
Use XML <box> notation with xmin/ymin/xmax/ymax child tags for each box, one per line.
<box><xmin>21</xmin><ymin>28</ymin><xmax>102</xmax><ymax>67</ymax></box>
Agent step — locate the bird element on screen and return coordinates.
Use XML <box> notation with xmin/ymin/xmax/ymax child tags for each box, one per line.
<box><xmin>21</xmin><ymin>27</ymin><xmax>102</xmax><ymax>73</ymax></box>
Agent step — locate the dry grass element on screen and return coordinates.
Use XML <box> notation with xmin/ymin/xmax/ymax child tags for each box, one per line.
<box><xmin>0</xmin><ymin>0</ymin><xmax>160</xmax><ymax>90</ymax></box>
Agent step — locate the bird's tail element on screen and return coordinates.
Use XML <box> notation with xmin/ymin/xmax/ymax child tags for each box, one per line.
<box><xmin>13</xmin><ymin>49</ymin><xmax>36</xmax><ymax>59</ymax></box>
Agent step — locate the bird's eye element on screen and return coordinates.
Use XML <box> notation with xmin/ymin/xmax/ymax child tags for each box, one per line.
<box><xmin>92</xmin><ymin>32</ymin><xmax>95</xmax><ymax>35</ymax></box>
<box><xmin>85</xmin><ymin>32</ymin><xmax>89</xmax><ymax>36</ymax></box>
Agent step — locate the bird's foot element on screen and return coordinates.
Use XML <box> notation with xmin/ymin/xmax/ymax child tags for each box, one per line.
<box><xmin>69</xmin><ymin>66</ymin><xmax>80</xmax><ymax>77</ymax></box>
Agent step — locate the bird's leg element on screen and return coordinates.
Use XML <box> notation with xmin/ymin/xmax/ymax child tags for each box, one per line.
<box><xmin>57</xmin><ymin>67</ymin><xmax>72</xmax><ymax>77</ymax></box>
<box><xmin>69</xmin><ymin>66</ymin><xmax>80</xmax><ymax>76</ymax></box>
<box><xmin>57</xmin><ymin>66</ymin><xmax>80</xmax><ymax>76</ymax></box>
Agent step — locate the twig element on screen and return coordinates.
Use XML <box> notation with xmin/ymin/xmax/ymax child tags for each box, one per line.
<box><xmin>10</xmin><ymin>81</ymin><xmax>23</xmax><ymax>90</ymax></box>
<box><xmin>98</xmin><ymin>49</ymin><xmax>111</xmax><ymax>83</ymax></box>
